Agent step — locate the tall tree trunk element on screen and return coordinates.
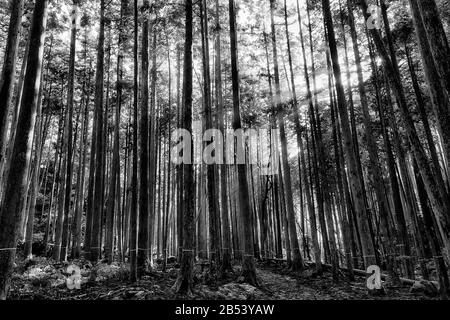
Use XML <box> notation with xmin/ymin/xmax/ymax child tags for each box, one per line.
<box><xmin>137</xmin><ymin>0</ymin><xmax>150</xmax><ymax>277</ymax></box>
<box><xmin>148</xmin><ymin>23</ymin><xmax>158</xmax><ymax>268</ymax></box>
<box><xmin>199</xmin><ymin>0</ymin><xmax>220</xmax><ymax>273</ymax></box>
<box><xmin>269</xmin><ymin>0</ymin><xmax>303</xmax><ymax>272</ymax></box>
<box><xmin>91</xmin><ymin>0</ymin><xmax>106</xmax><ymax>262</ymax></box>
<box><xmin>60</xmin><ymin>0</ymin><xmax>78</xmax><ymax>261</ymax></box>
<box><xmin>229</xmin><ymin>0</ymin><xmax>257</xmax><ymax>285</ymax></box>
<box><xmin>413</xmin><ymin>158</ymin><xmax>450</xmax><ymax>297</ymax></box>
<box><xmin>129</xmin><ymin>0</ymin><xmax>139</xmax><ymax>283</ymax></box>
<box><xmin>0</xmin><ymin>0</ymin><xmax>48</xmax><ymax>299</ymax></box>
<box><xmin>359</xmin><ymin>0</ymin><xmax>450</xmax><ymax>264</ymax></box>
<box><xmin>305</xmin><ymin>0</ymin><xmax>332</xmax><ymax>264</ymax></box>
<box><xmin>214</xmin><ymin>0</ymin><xmax>232</xmax><ymax>274</ymax></box>
<box><xmin>44</xmin><ymin>108</ymin><xmax>63</xmax><ymax>249</ymax></box>
<box><xmin>409</xmin><ymin>0</ymin><xmax>450</xmax><ymax>174</ymax></box>
<box><xmin>329</xmin><ymin>77</ymin><xmax>354</xmax><ymax>280</ymax></box>
<box><xmin>72</xmin><ymin>72</ymin><xmax>90</xmax><ymax>259</ymax></box>
<box><xmin>1</xmin><ymin>33</ymin><xmax>30</xmax><ymax>194</ymax></box>
<box><xmin>105</xmin><ymin>0</ymin><xmax>128</xmax><ymax>264</ymax></box>
<box><xmin>284</xmin><ymin>0</ymin><xmax>307</xmax><ymax>271</ymax></box>
<box><xmin>53</xmin><ymin>104</ymin><xmax>68</xmax><ymax>260</ymax></box>
<box><xmin>0</xmin><ymin>0</ymin><xmax>24</xmax><ymax>174</ymax></box>
<box><xmin>296</xmin><ymin>0</ymin><xmax>323</xmax><ymax>272</ymax></box>
<box><xmin>322</xmin><ymin>0</ymin><xmax>376</xmax><ymax>268</ymax></box>
<box><xmin>24</xmin><ymin>74</ymin><xmax>45</xmax><ymax>259</ymax></box>
<box><xmin>405</xmin><ymin>45</ymin><xmax>446</xmax><ymax>190</ymax></box>
<box><xmin>416</xmin><ymin>0</ymin><xmax>450</xmax><ymax>98</ymax></box>
<box><xmin>175</xmin><ymin>44</ymin><xmax>183</xmax><ymax>263</ymax></box>
<box><xmin>83</xmin><ymin>79</ymin><xmax>98</xmax><ymax>260</ymax></box>
<box><xmin>174</xmin><ymin>0</ymin><xmax>195</xmax><ymax>295</ymax></box>
<box><xmin>342</xmin><ymin>0</ymin><xmax>401</xmax><ymax>281</ymax></box>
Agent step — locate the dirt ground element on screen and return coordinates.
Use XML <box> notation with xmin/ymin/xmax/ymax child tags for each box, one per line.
<box><xmin>7</xmin><ymin>257</ymin><xmax>441</xmax><ymax>300</ymax></box>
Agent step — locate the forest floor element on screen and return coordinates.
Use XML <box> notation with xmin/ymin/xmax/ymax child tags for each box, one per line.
<box><xmin>7</xmin><ymin>256</ymin><xmax>441</xmax><ymax>300</ymax></box>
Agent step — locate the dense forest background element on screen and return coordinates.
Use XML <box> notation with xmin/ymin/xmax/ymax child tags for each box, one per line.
<box><xmin>1</xmin><ymin>0</ymin><xmax>450</xmax><ymax>300</ymax></box>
